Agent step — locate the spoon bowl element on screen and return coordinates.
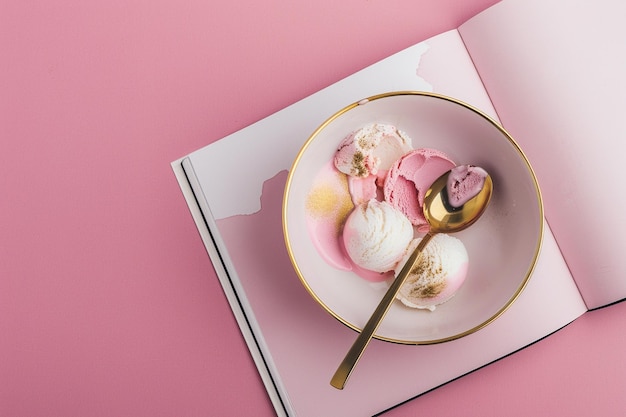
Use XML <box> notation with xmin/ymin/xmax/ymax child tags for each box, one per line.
<box><xmin>424</xmin><ymin>172</ymin><xmax>493</xmax><ymax>233</ymax></box>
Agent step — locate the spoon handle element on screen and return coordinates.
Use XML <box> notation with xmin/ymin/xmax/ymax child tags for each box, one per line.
<box><xmin>330</xmin><ymin>232</ymin><xmax>435</xmax><ymax>390</ymax></box>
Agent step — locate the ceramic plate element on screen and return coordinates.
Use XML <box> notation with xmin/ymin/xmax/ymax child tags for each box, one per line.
<box><xmin>283</xmin><ymin>91</ymin><xmax>543</xmax><ymax>344</ymax></box>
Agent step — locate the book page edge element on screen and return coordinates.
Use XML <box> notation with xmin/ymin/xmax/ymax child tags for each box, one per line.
<box><xmin>171</xmin><ymin>158</ymin><xmax>293</xmax><ymax>417</ymax></box>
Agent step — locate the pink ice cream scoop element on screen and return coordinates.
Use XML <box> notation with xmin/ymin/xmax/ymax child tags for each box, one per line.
<box><xmin>347</xmin><ymin>175</ymin><xmax>378</xmax><ymax>205</ymax></box>
<box><xmin>446</xmin><ymin>165</ymin><xmax>489</xmax><ymax>208</ymax></box>
<box><xmin>383</xmin><ymin>148</ymin><xmax>455</xmax><ymax>230</ymax></box>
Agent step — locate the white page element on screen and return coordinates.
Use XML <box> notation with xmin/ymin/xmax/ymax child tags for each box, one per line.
<box><xmin>460</xmin><ymin>0</ymin><xmax>626</xmax><ymax>309</ymax></box>
<box><xmin>176</xmin><ymin>29</ymin><xmax>587</xmax><ymax>416</ymax></box>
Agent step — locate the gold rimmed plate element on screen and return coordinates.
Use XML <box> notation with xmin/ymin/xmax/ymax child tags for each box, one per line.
<box><xmin>283</xmin><ymin>91</ymin><xmax>543</xmax><ymax>344</ymax></box>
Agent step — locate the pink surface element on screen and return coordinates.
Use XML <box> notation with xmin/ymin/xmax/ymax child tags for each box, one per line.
<box><xmin>3</xmin><ymin>1</ymin><xmax>626</xmax><ymax>417</ymax></box>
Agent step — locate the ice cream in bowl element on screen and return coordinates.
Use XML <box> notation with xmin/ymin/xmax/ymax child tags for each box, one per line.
<box><xmin>282</xmin><ymin>91</ymin><xmax>543</xmax><ymax>345</ymax></box>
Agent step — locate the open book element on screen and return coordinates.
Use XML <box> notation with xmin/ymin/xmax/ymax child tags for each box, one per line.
<box><xmin>172</xmin><ymin>0</ymin><xmax>626</xmax><ymax>415</ymax></box>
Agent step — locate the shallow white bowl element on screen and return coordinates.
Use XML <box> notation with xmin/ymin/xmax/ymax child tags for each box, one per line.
<box><xmin>283</xmin><ymin>91</ymin><xmax>543</xmax><ymax>344</ymax></box>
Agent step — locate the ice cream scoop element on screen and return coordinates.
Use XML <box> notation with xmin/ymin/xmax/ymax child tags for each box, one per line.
<box><xmin>342</xmin><ymin>199</ymin><xmax>413</xmax><ymax>274</ymax></box>
<box><xmin>383</xmin><ymin>148</ymin><xmax>456</xmax><ymax>230</ymax></box>
<box><xmin>445</xmin><ymin>165</ymin><xmax>489</xmax><ymax>208</ymax></box>
<box><xmin>334</xmin><ymin>123</ymin><xmax>412</xmax><ymax>178</ymax></box>
<box><xmin>394</xmin><ymin>234</ymin><xmax>468</xmax><ymax>311</ymax></box>
<box><xmin>331</xmin><ymin>165</ymin><xmax>493</xmax><ymax>390</ymax></box>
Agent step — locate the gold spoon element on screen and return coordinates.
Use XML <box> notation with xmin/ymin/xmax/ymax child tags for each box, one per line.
<box><xmin>330</xmin><ymin>165</ymin><xmax>493</xmax><ymax>390</ymax></box>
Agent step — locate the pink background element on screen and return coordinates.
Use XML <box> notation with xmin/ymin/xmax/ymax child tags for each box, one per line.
<box><xmin>2</xmin><ymin>0</ymin><xmax>626</xmax><ymax>416</ymax></box>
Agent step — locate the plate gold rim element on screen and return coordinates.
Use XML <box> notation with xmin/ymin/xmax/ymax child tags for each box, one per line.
<box><xmin>282</xmin><ymin>90</ymin><xmax>544</xmax><ymax>345</ymax></box>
